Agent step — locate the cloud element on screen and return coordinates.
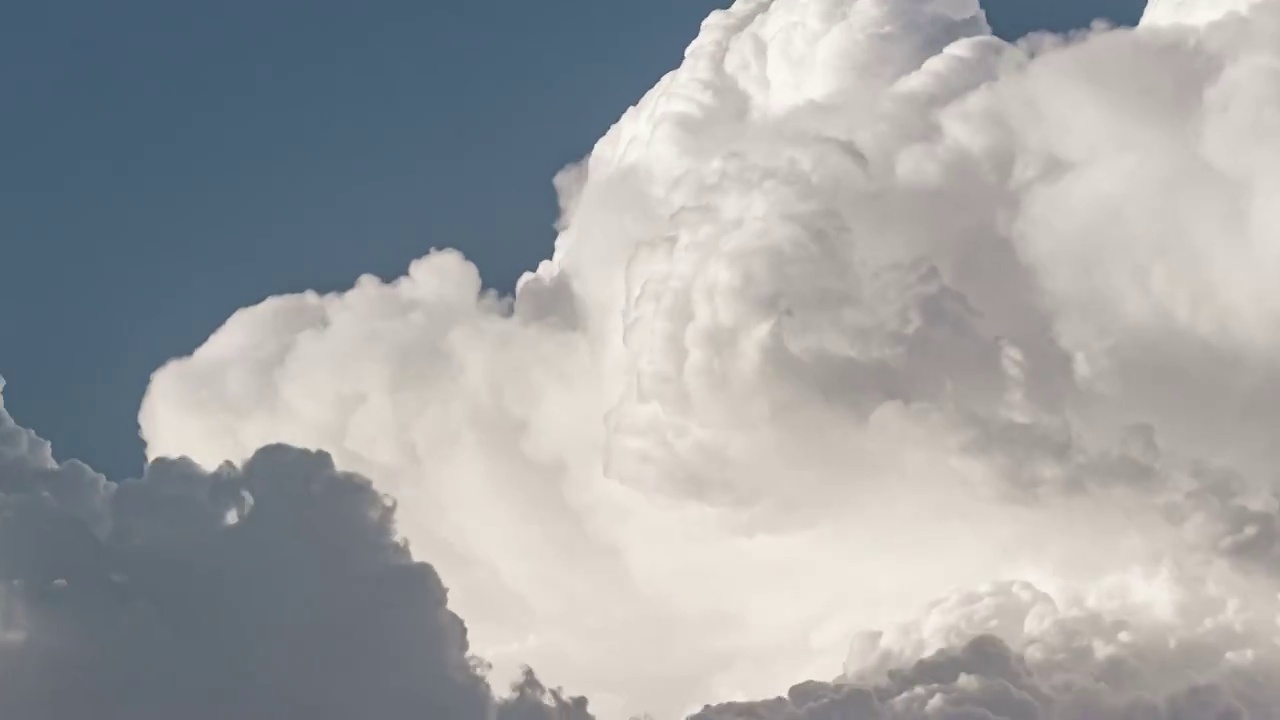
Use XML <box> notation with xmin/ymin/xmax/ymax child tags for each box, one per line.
<box><xmin>0</xmin><ymin>380</ymin><xmax>589</xmax><ymax>719</ymax></box>
<box><xmin>692</xmin><ymin>575</ymin><xmax>1280</xmax><ymax>716</ymax></box>
<box><xmin>132</xmin><ymin>0</ymin><xmax>1280</xmax><ymax>717</ymax></box>
<box><xmin>1141</xmin><ymin>0</ymin><xmax>1267</xmax><ymax>26</ymax></box>
<box><xmin>693</xmin><ymin>633</ymin><xmax>1259</xmax><ymax>719</ymax></box>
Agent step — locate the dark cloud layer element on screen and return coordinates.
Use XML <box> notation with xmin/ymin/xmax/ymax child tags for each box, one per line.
<box><xmin>0</xmin><ymin>383</ymin><xmax>588</xmax><ymax>720</ymax></box>
<box><xmin>691</xmin><ymin>635</ymin><xmax>1252</xmax><ymax>720</ymax></box>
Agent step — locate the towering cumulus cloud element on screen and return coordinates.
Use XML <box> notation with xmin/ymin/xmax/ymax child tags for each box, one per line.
<box><xmin>140</xmin><ymin>0</ymin><xmax>1280</xmax><ymax>717</ymax></box>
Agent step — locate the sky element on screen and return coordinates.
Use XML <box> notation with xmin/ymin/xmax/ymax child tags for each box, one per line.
<box><xmin>2</xmin><ymin>0</ymin><xmax>1143</xmax><ymax>481</ymax></box>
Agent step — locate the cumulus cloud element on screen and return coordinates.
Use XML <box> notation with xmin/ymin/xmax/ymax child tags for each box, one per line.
<box><xmin>1142</xmin><ymin>0</ymin><xmax>1268</xmax><ymax>26</ymax></box>
<box><xmin>135</xmin><ymin>0</ymin><xmax>1280</xmax><ymax>717</ymax></box>
<box><xmin>693</xmin><ymin>634</ymin><xmax>1261</xmax><ymax>719</ymax></box>
<box><xmin>0</xmin><ymin>380</ymin><xmax>588</xmax><ymax>719</ymax></box>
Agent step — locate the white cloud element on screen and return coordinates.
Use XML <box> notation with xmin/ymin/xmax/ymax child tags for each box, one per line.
<box><xmin>1141</xmin><ymin>0</ymin><xmax>1268</xmax><ymax>26</ymax></box>
<box><xmin>138</xmin><ymin>0</ymin><xmax>1280</xmax><ymax>717</ymax></box>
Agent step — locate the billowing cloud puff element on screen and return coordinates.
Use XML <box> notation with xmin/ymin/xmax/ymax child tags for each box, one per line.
<box><xmin>138</xmin><ymin>0</ymin><xmax>1280</xmax><ymax>717</ymax></box>
<box><xmin>0</xmin><ymin>380</ymin><xmax>588</xmax><ymax>719</ymax></box>
<box><xmin>693</xmin><ymin>634</ymin><xmax>1260</xmax><ymax>719</ymax></box>
<box><xmin>1142</xmin><ymin>0</ymin><xmax>1268</xmax><ymax>26</ymax></box>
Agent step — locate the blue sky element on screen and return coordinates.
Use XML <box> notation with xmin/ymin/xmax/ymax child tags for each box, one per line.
<box><xmin>0</xmin><ymin>0</ymin><xmax>1145</xmax><ymax>480</ymax></box>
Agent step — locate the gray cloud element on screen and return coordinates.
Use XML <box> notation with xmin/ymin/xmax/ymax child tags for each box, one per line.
<box><xmin>692</xmin><ymin>634</ymin><xmax>1257</xmax><ymax>720</ymax></box>
<box><xmin>0</xmin><ymin>381</ymin><xmax>589</xmax><ymax>720</ymax></box>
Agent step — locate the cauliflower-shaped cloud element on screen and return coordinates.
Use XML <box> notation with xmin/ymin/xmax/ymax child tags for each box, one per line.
<box><xmin>136</xmin><ymin>0</ymin><xmax>1280</xmax><ymax>716</ymax></box>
